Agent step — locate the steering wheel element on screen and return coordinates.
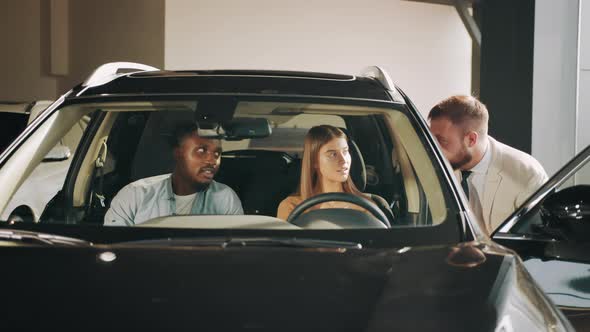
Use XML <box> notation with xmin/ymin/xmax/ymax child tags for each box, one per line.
<box><xmin>286</xmin><ymin>192</ymin><xmax>391</xmax><ymax>228</ymax></box>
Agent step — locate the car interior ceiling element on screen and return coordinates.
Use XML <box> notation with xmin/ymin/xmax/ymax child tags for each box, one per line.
<box><xmin>41</xmin><ymin>106</ymin><xmax>415</xmax><ymax>227</ymax></box>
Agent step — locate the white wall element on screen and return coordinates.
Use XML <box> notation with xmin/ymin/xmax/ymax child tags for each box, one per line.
<box><xmin>57</xmin><ymin>0</ymin><xmax>165</xmax><ymax>95</ymax></box>
<box><xmin>577</xmin><ymin>0</ymin><xmax>590</xmax><ymax>184</ymax></box>
<box><xmin>532</xmin><ymin>0</ymin><xmax>580</xmax><ymax>176</ymax></box>
<box><xmin>532</xmin><ymin>0</ymin><xmax>590</xmax><ymax>178</ymax></box>
<box><xmin>579</xmin><ymin>0</ymin><xmax>590</xmax><ymax>155</ymax></box>
<box><xmin>164</xmin><ymin>0</ymin><xmax>472</xmax><ymax>115</ymax></box>
<box><xmin>0</xmin><ymin>0</ymin><xmax>165</xmax><ymax>101</ymax></box>
<box><xmin>0</xmin><ymin>0</ymin><xmax>58</xmax><ymax>100</ymax></box>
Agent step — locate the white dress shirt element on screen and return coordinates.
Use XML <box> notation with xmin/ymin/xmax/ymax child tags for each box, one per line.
<box><xmin>465</xmin><ymin>142</ymin><xmax>491</xmax><ymax>224</ymax></box>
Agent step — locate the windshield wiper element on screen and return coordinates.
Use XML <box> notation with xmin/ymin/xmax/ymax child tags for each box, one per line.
<box><xmin>114</xmin><ymin>236</ymin><xmax>363</xmax><ymax>249</ymax></box>
<box><xmin>0</xmin><ymin>229</ymin><xmax>91</xmax><ymax>246</ymax></box>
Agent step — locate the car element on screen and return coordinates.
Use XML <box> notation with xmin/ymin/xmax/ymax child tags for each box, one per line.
<box><xmin>0</xmin><ymin>100</ymin><xmax>88</xmax><ymax>223</ymax></box>
<box><xmin>0</xmin><ymin>62</ymin><xmax>587</xmax><ymax>331</ymax></box>
<box><xmin>0</xmin><ymin>100</ymin><xmax>53</xmax><ymax>153</ymax></box>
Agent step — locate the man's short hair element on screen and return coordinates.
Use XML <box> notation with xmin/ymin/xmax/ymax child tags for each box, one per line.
<box><xmin>169</xmin><ymin>123</ymin><xmax>199</xmax><ymax>148</ymax></box>
<box><xmin>428</xmin><ymin>95</ymin><xmax>489</xmax><ymax>135</ymax></box>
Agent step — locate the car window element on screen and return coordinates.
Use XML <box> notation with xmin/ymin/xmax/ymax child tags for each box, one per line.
<box><xmin>0</xmin><ymin>97</ymin><xmax>459</xmax><ymax>236</ymax></box>
<box><xmin>222</xmin><ymin>113</ymin><xmax>345</xmax><ymax>158</ymax></box>
<box><xmin>0</xmin><ymin>114</ymin><xmax>91</xmax><ymax>223</ymax></box>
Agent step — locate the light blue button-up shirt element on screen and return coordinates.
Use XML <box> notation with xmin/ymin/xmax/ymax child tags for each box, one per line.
<box><xmin>104</xmin><ymin>174</ymin><xmax>243</xmax><ymax>226</ymax></box>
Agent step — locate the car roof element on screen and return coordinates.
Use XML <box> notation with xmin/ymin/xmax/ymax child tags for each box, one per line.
<box><xmin>71</xmin><ymin>69</ymin><xmax>404</xmax><ymax>102</ymax></box>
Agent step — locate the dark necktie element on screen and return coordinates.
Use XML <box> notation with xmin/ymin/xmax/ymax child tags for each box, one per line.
<box><xmin>461</xmin><ymin>170</ymin><xmax>472</xmax><ymax>199</ymax></box>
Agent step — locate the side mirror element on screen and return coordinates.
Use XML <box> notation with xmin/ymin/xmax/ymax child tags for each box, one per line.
<box><xmin>540</xmin><ymin>185</ymin><xmax>590</xmax><ymax>242</ymax></box>
<box><xmin>43</xmin><ymin>144</ymin><xmax>71</xmax><ymax>162</ymax></box>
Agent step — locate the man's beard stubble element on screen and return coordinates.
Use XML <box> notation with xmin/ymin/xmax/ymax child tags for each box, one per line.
<box><xmin>450</xmin><ymin>147</ymin><xmax>473</xmax><ymax>170</ymax></box>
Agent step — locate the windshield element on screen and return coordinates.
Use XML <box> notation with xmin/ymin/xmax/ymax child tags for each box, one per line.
<box><xmin>0</xmin><ymin>96</ymin><xmax>461</xmax><ymax>246</ymax></box>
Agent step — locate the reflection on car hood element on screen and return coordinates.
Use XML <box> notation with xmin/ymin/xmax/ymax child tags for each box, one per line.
<box><xmin>0</xmin><ymin>242</ymin><xmax>568</xmax><ymax>331</ymax></box>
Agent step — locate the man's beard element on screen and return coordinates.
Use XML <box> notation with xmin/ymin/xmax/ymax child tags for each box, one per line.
<box><xmin>450</xmin><ymin>147</ymin><xmax>473</xmax><ymax>170</ymax></box>
<box><xmin>192</xmin><ymin>170</ymin><xmax>215</xmax><ymax>191</ymax></box>
<box><xmin>192</xmin><ymin>181</ymin><xmax>211</xmax><ymax>192</ymax></box>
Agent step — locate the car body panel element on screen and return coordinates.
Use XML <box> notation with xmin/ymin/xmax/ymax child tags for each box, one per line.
<box><xmin>0</xmin><ymin>64</ymin><xmax>578</xmax><ymax>331</ymax></box>
<box><xmin>0</xmin><ymin>240</ymin><xmax>568</xmax><ymax>331</ymax></box>
<box><xmin>493</xmin><ymin>143</ymin><xmax>590</xmax><ymax>328</ymax></box>
<box><xmin>77</xmin><ymin>71</ymin><xmax>393</xmax><ymax>102</ymax></box>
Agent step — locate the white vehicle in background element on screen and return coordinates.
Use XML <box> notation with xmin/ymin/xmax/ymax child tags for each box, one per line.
<box><xmin>0</xmin><ymin>100</ymin><xmax>88</xmax><ymax>223</ymax></box>
<box><xmin>0</xmin><ymin>100</ymin><xmax>54</xmax><ymax>153</ymax></box>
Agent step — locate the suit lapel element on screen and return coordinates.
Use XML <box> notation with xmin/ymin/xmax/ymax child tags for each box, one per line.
<box><xmin>482</xmin><ymin>138</ymin><xmax>503</xmax><ymax>231</ymax></box>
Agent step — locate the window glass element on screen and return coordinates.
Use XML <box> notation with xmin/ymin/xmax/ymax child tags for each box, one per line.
<box><xmin>1</xmin><ymin>99</ymin><xmax>456</xmax><ymax>231</ymax></box>
<box><xmin>1</xmin><ymin>113</ymin><xmax>91</xmax><ymax>223</ymax></box>
<box><xmin>222</xmin><ymin>113</ymin><xmax>345</xmax><ymax>158</ymax></box>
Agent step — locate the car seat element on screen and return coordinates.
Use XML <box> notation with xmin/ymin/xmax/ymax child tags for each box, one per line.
<box><xmin>344</xmin><ymin>134</ymin><xmax>396</xmax><ymax>225</ymax></box>
<box><xmin>214</xmin><ymin>150</ymin><xmax>297</xmax><ymax>216</ymax></box>
<box><xmin>280</xmin><ymin>128</ymin><xmax>395</xmax><ymax>225</ymax></box>
<box><xmin>128</xmin><ymin>111</ymin><xmax>298</xmax><ymax>216</ymax></box>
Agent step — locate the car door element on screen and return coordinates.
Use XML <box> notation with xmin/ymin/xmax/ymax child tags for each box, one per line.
<box><xmin>492</xmin><ymin>144</ymin><xmax>590</xmax><ymax>329</ymax></box>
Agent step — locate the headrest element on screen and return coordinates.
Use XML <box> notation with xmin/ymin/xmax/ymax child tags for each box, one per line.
<box><xmin>339</xmin><ymin>128</ymin><xmax>366</xmax><ymax>191</ymax></box>
<box><xmin>130</xmin><ymin>112</ymin><xmax>191</xmax><ymax>181</ymax></box>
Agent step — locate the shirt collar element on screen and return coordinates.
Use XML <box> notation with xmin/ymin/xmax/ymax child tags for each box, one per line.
<box><xmin>469</xmin><ymin>141</ymin><xmax>491</xmax><ymax>174</ymax></box>
<box><xmin>165</xmin><ymin>174</ymin><xmax>214</xmax><ymax>200</ymax></box>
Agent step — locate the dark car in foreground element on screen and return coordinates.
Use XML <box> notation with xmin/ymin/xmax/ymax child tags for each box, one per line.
<box><xmin>0</xmin><ymin>62</ymin><xmax>588</xmax><ymax>331</ymax></box>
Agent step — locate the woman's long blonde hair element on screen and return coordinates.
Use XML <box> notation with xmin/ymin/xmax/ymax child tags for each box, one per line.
<box><xmin>298</xmin><ymin>125</ymin><xmax>363</xmax><ymax>200</ymax></box>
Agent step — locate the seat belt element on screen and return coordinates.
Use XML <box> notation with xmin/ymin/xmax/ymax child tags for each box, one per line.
<box><xmin>93</xmin><ymin>137</ymin><xmax>108</xmax><ymax>208</ymax></box>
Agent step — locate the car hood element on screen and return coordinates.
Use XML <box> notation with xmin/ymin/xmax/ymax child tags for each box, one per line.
<box><xmin>0</xmin><ymin>241</ymin><xmax>566</xmax><ymax>331</ymax></box>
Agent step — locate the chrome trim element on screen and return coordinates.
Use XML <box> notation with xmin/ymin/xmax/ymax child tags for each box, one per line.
<box><xmin>130</xmin><ymin>72</ymin><xmax>356</xmax><ymax>82</ymax></box>
<box><xmin>82</xmin><ymin>62</ymin><xmax>159</xmax><ymax>88</ymax></box>
<box><xmin>0</xmin><ymin>228</ymin><xmax>91</xmax><ymax>246</ymax></box>
<box><xmin>493</xmin><ymin>232</ymin><xmax>557</xmax><ymax>242</ymax></box>
<box><xmin>359</xmin><ymin>66</ymin><xmax>405</xmax><ymax>101</ymax></box>
<box><xmin>360</xmin><ymin>66</ymin><xmax>395</xmax><ymax>90</ymax></box>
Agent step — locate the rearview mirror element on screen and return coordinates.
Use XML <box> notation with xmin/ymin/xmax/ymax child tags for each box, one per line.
<box><xmin>223</xmin><ymin>118</ymin><xmax>272</xmax><ymax>140</ymax></box>
<box><xmin>194</xmin><ymin>118</ymin><xmax>272</xmax><ymax>140</ymax></box>
<box><xmin>42</xmin><ymin>144</ymin><xmax>71</xmax><ymax>162</ymax></box>
<box><xmin>195</xmin><ymin>120</ymin><xmax>226</xmax><ymax>139</ymax></box>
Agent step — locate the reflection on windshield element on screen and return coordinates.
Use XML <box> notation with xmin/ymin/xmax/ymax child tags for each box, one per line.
<box><xmin>0</xmin><ymin>99</ymin><xmax>454</xmax><ymax>232</ymax></box>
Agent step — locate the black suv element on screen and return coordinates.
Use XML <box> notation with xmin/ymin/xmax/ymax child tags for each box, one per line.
<box><xmin>0</xmin><ymin>62</ymin><xmax>588</xmax><ymax>331</ymax></box>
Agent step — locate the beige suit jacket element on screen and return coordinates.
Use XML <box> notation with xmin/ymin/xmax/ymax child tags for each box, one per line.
<box><xmin>458</xmin><ymin>137</ymin><xmax>548</xmax><ymax>235</ymax></box>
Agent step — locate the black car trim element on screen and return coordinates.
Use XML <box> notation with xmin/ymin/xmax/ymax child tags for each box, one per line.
<box><xmin>130</xmin><ymin>70</ymin><xmax>356</xmax><ymax>81</ymax></box>
<box><xmin>495</xmin><ymin>144</ymin><xmax>590</xmax><ymax>235</ymax></box>
<box><xmin>395</xmin><ymin>88</ymin><xmax>479</xmax><ymax>241</ymax></box>
<box><xmin>62</xmin><ymin>92</ymin><xmax>396</xmax><ymax>105</ymax></box>
<box><xmin>112</xmin><ymin>236</ymin><xmax>363</xmax><ymax>249</ymax></box>
<box><xmin>5</xmin><ymin>221</ymin><xmax>461</xmax><ymax>248</ymax></box>
<box><xmin>79</xmin><ymin>74</ymin><xmax>390</xmax><ymax>100</ymax></box>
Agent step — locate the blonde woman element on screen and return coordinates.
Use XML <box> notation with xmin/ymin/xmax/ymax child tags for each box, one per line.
<box><xmin>277</xmin><ymin>125</ymin><xmax>379</xmax><ymax>221</ymax></box>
